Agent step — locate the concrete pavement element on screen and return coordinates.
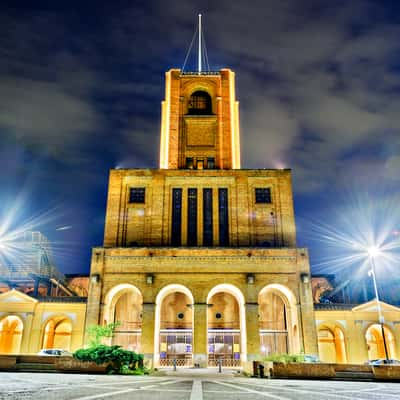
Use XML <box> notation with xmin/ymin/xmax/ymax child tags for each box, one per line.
<box><xmin>0</xmin><ymin>372</ymin><xmax>399</xmax><ymax>399</ymax></box>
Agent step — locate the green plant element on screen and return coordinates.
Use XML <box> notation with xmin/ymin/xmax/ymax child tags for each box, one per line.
<box><xmin>86</xmin><ymin>322</ymin><xmax>121</xmax><ymax>347</ymax></box>
<box><xmin>73</xmin><ymin>344</ymin><xmax>144</xmax><ymax>374</ymax></box>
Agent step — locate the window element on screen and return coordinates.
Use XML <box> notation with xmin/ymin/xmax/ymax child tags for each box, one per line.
<box><xmin>255</xmin><ymin>188</ymin><xmax>272</xmax><ymax>203</ymax></box>
<box><xmin>187</xmin><ymin>188</ymin><xmax>198</xmax><ymax>246</ymax></box>
<box><xmin>218</xmin><ymin>188</ymin><xmax>229</xmax><ymax>246</ymax></box>
<box><xmin>187</xmin><ymin>91</ymin><xmax>212</xmax><ymax>115</ymax></box>
<box><xmin>171</xmin><ymin>189</ymin><xmax>182</xmax><ymax>246</ymax></box>
<box><xmin>207</xmin><ymin>157</ymin><xmax>215</xmax><ymax>169</ymax></box>
<box><xmin>186</xmin><ymin>157</ymin><xmax>194</xmax><ymax>169</ymax></box>
<box><xmin>129</xmin><ymin>187</ymin><xmax>145</xmax><ymax>203</ymax></box>
<box><xmin>203</xmin><ymin>188</ymin><xmax>213</xmax><ymax>246</ymax></box>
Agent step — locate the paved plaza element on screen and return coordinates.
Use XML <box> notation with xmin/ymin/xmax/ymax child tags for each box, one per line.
<box><xmin>0</xmin><ymin>372</ymin><xmax>400</xmax><ymax>400</ymax></box>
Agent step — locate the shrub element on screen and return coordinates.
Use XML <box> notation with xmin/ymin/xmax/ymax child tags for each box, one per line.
<box><xmin>73</xmin><ymin>345</ymin><xmax>144</xmax><ymax>374</ymax></box>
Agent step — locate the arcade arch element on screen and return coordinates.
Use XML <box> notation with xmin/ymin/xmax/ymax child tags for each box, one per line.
<box><xmin>207</xmin><ymin>284</ymin><xmax>246</xmax><ymax>367</ymax></box>
<box><xmin>103</xmin><ymin>284</ymin><xmax>143</xmax><ymax>352</ymax></box>
<box><xmin>42</xmin><ymin>317</ymin><xmax>72</xmax><ymax>351</ymax></box>
<box><xmin>258</xmin><ymin>284</ymin><xmax>300</xmax><ymax>356</ymax></box>
<box><xmin>317</xmin><ymin>324</ymin><xmax>347</xmax><ymax>363</ymax></box>
<box><xmin>0</xmin><ymin>315</ymin><xmax>23</xmax><ymax>354</ymax></box>
<box><xmin>154</xmin><ymin>284</ymin><xmax>194</xmax><ymax>367</ymax></box>
<box><xmin>366</xmin><ymin>324</ymin><xmax>396</xmax><ymax>360</ymax></box>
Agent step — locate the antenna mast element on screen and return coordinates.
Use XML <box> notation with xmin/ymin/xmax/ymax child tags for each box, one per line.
<box><xmin>198</xmin><ymin>14</ymin><xmax>202</xmax><ymax>73</ymax></box>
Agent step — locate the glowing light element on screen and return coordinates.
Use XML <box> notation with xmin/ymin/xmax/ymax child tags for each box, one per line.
<box><xmin>302</xmin><ymin>191</ymin><xmax>400</xmax><ymax>282</ymax></box>
<box><xmin>367</xmin><ymin>246</ymin><xmax>381</xmax><ymax>258</ymax></box>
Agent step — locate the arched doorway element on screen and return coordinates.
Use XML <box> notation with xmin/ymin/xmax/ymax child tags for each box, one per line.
<box><xmin>258</xmin><ymin>284</ymin><xmax>299</xmax><ymax>357</ymax></box>
<box><xmin>103</xmin><ymin>284</ymin><xmax>143</xmax><ymax>352</ymax></box>
<box><xmin>155</xmin><ymin>284</ymin><xmax>194</xmax><ymax>367</ymax></box>
<box><xmin>207</xmin><ymin>284</ymin><xmax>246</xmax><ymax>367</ymax></box>
<box><xmin>366</xmin><ymin>324</ymin><xmax>396</xmax><ymax>360</ymax></box>
<box><xmin>317</xmin><ymin>326</ymin><xmax>347</xmax><ymax>363</ymax></box>
<box><xmin>42</xmin><ymin>317</ymin><xmax>72</xmax><ymax>350</ymax></box>
<box><xmin>0</xmin><ymin>315</ymin><xmax>23</xmax><ymax>354</ymax></box>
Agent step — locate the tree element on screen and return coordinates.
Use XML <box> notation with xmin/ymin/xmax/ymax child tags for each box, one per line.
<box><xmin>86</xmin><ymin>322</ymin><xmax>120</xmax><ymax>347</ymax></box>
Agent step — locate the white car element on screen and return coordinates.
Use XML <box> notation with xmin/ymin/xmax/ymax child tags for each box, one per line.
<box><xmin>37</xmin><ymin>349</ymin><xmax>72</xmax><ymax>356</ymax></box>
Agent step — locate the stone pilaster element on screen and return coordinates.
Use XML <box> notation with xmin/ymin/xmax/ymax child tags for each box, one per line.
<box><xmin>141</xmin><ymin>303</ymin><xmax>155</xmax><ymax>368</ymax></box>
<box><xmin>193</xmin><ymin>303</ymin><xmax>208</xmax><ymax>367</ymax></box>
<box><xmin>245</xmin><ymin>303</ymin><xmax>260</xmax><ymax>361</ymax></box>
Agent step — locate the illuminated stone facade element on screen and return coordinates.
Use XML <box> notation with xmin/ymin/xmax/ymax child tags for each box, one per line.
<box><xmin>0</xmin><ymin>290</ymin><xmax>86</xmax><ymax>354</ymax></box>
<box><xmin>86</xmin><ymin>68</ymin><xmax>318</xmax><ymax>367</ymax></box>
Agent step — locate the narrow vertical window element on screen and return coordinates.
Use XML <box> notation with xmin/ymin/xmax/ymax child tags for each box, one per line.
<box><xmin>203</xmin><ymin>188</ymin><xmax>213</xmax><ymax>246</ymax></box>
<box><xmin>187</xmin><ymin>188</ymin><xmax>198</xmax><ymax>246</ymax></box>
<box><xmin>171</xmin><ymin>189</ymin><xmax>182</xmax><ymax>246</ymax></box>
<box><xmin>218</xmin><ymin>188</ymin><xmax>229</xmax><ymax>246</ymax></box>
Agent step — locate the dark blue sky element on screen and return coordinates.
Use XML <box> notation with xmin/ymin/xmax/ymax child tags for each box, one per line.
<box><xmin>0</xmin><ymin>0</ymin><xmax>399</xmax><ymax>278</ymax></box>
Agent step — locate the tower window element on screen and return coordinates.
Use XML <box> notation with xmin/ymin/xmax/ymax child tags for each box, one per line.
<box><xmin>255</xmin><ymin>188</ymin><xmax>272</xmax><ymax>203</ymax></box>
<box><xmin>188</xmin><ymin>91</ymin><xmax>212</xmax><ymax>115</ymax></box>
<box><xmin>129</xmin><ymin>188</ymin><xmax>145</xmax><ymax>203</ymax></box>
<box><xmin>171</xmin><ymin>188</ymin><xmax>182</xmax><ymax>246</ymax></box>
<box><xmin>203</xmin><ymin>188</ymin><xmax>213</xmax><ymax>246</ymax></box>
<box><xmin>207</xmin><ymin>157</ymin><xmax>215</xmax><ymax>169</ymax></box>
<box><xmin>186</xmin><ymin>157</ymin><xmax>194</xmax><ymax>169</ymax></box>
<box><xmin>187</xmin><ymin>188</ymin><xmax>198</xmax><ymax>246</ymax></box>
<box><xmin>218</xmin><ymin>188</ymin><xmax>229</xmax><ymax>246</ymax></box>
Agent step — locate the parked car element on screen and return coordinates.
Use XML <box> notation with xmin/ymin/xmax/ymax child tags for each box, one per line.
<box><xmin>37</xmin><ymin>349</ymin><xmax>72</xmax><ymax>356</ymax></box>
<box><xmin>303</xmin><ymin>355</ymin><xmax>320</xmax><ymax>363</ymax></box>
<box><xmin>366</xmin><ymin>359</ymin><xmax>400</xmax><ymax>365</ymax></box>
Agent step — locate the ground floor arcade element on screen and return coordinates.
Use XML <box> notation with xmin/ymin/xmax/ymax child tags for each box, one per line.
<box><xmin>86</xmin><ymin>247</ymin><xmax>318</xmax><ymax>368</ymax></box>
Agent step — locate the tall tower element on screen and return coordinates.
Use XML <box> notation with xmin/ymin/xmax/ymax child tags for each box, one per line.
<box><xmin>86</xmin><ymin>24</ymin><xmax>318</xmax><ymax>367</ymax></box>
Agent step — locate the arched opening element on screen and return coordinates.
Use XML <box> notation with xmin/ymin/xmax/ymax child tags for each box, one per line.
<box><xmin>155</xmin><ymin>284</ymin><xmax>194</xmax><ymax>367</ymax></box>
<box><xmin>42</xmin><ymin>318</ymin><xmax>72</xmax><ymax>351</ymax></box>
<box><xmin>317</xmin><ymin>325</ymin><xmax>347</xmax><ymax>363</ymax></box>
<box><xmin>0</xmin><ymin>315</ymin><xmax>23</xmax><ymax>354</ymax></box>
<box><xmin>207</xmin><ymin>284</ymin><xmax>246</xmax><ymax>367</ymax></box>
<box><xmin>366</xmin><ymin>324</ymin><xmax>396</xmax><ymax>360</ymax></box>
<box><xmin>258</xmin><ymin>284</ymin><xmax>300</xmax><ymax>357</ymax></box>
<box><xmin>187</xmin><ymin>91</ymin><xmax>212</xmax><ymax>115</ymax></box>
<box><xmin>103</xmin><ymin>284</ymin><xmax>143</xmax><ymax>352</ymax></box>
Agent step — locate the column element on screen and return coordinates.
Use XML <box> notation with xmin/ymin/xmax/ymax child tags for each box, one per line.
<box><xmin>193</xmin><ymin>303</ymin><xmax>208</xmax><ymax>367</ymax></box>
<box><xmin>141</xmin><ymin>303</ymin><xmax>155</xmax><ymax>368</ymax></box>
<box><xmin>245</xmin><ymin>303</ymin><xmax>260</xmax><ymax>361</ymax></box>
<box><xmin>299</xmin><ymin>275</ymin><xmax>319</xmax><ymax>355</ymax></box>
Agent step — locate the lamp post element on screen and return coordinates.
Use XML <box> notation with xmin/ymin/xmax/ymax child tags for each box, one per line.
<box><xmin>367</xmin><ymin>246</ymin><xmax>389</xmax><ymax>361</ymax></box>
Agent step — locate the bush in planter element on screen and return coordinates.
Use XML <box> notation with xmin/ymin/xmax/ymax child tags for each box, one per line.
<box><xmin>74</xmin><ymin>345</ymin><xmax>145</xmax><ymax>374</ymax></box>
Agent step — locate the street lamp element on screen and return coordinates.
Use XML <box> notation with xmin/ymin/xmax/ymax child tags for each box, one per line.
<box><xmin>367</xmin><ymin>246</ymin><xmax>389</xmax><ymax>361</ymax></box>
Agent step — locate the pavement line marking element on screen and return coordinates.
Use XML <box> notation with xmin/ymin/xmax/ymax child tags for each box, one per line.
<box><xmin>204</xmin><ymin>390</ymin><xmax>256</xmax><ymax>394</ymax></box>
<box><xmin>81</xmin><ymin>378</ymin><xmax>164</xmax><ymax>387</ymax></box>
<box><xmin>236</xmin><ymin>381</ymin><xmax>371</xmax><ymax>400</ymax></box>
<box><xmin>71</xmin><ymin>379</ymin><xmax>178</xmax><ymax>400</ymax></box>
<box><xmin>190</xmin><ymin>379</ymin><xmax>203</xmax><ymax>400</ymax></box>
<box><xmin>211</xmin><ymin>380</ymin><xmax>291</xmax><ymax>400</ymax></box>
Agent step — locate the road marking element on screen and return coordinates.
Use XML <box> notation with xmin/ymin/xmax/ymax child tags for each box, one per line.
<box><xmin>190</xmin><ymin>379</ymin><xmax>203</xmax><ymax>400</ymax></box>
<box><xmin>237</xmin><ymin>381</ymin><xmax>371</xmax><ymax>400</ymax></box>
<box><xmin>211</xmin><ymin>380</ymin><xmax>291</xmax><ymax>399</ymax></box>
<box><xmin>71</xmin><ymin>379</ymin><xmax>177</xmax><ymax>400</ymax></box>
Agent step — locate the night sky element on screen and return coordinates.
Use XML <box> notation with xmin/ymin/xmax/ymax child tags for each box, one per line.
<box><xmin>1</xmin><ymin>1</ymin><xmax>399</xmax><ymax>283</ymax></box>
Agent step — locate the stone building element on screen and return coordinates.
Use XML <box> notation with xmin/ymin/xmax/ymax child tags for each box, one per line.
<box><xmin>85</xmin><ymin>68</ymin><xmax>318</xmax><ymax>368</ymax></box>
<box><xmin>1</xmin><ymin>66</ymin><xmax>400</xmax><ymax>366</ymax></box>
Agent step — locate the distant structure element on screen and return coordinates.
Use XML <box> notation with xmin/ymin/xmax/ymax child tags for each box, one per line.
<box><xmin>0</xmin><ymin>231</ymin><xmax>86</xmax><ymax>354</ymax></box>
<box><xmin>0</xmin><ymin>231</ymin><xmax>74</xmax><ymax>297</ymax></box>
